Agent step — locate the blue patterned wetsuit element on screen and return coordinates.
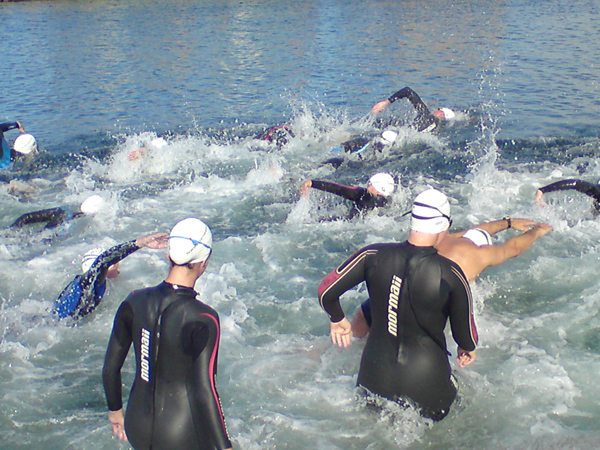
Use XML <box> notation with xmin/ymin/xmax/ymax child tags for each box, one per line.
<box><xmin>318</xmin><ymin>242</ymin><xmax>478</xmax><ymax>421</ymax></box>
<box><xmin>54</xmin><ymin>241</ymin><xmax>140</xmax><ymax>319</ymax></box>
<box><xmin>103</xmin><ymin>282</ymin><xmax>232</xmax><ymax>450</ymax></box>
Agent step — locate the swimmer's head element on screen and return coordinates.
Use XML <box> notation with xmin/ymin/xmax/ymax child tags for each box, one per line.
<box><xmin>13</xmin><ymin>134</ymin><xmax>37</xmax><ymax>155</ymax></box>
<box><xmin>81</xmin><ymin>247</ymin><xmax>120</xmax><ymax>277</ymax></box>
<box><xmin>168</xmin><ymin>218</ymin><xmax>213</xmax><ymax>265</ymax></box>
<box><xmin>80</xmin><ymin>195</ymin><xmax>104</xmax><ymax>214</ymax></box>
<box><xmin>433</xmin><ymin>108</ymin><xmax>456</xmax><ymax>120</ymax></box>
<box><xmin>150</xmin><ymin>137</ymin><xmax>167</xmax><ymax>149</ymax></box>
<box><xmin>81</xmin><ymin>248</ymin><xmax>104</xmax><ymax>272</ymax></box>
<box><xmin>381</xmin><ymin>130</ymin><xmax>398</xmax><ymax>144</ymax></box>
<box><xmin>369</xmin><ymin>173</ymin><xmax>395</xmax><ymax>197</ymax></box>
<box><xmin>411</xmin><ymin>188</ymin><xmax>451</xmax><ymax>234</ymax></box>
<box><xmin>463</xmin><ymin>228</ymin><xmax>493</xmax><ymax>246</ymax></box>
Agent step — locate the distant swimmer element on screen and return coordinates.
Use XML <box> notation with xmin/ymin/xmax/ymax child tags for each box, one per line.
<box><xmin>1</xmin><ymin>121</ymin><xmax>36</xmax><ymax>169</ymax></box>
<box><xmin>535</xmin><ymin>179</ymin><xmax>600</xmax><ymax>212</ymax></box>
<box><xmin>318</xmin><ymin>189</ymin><xmax>477</xmax><ymax>421</ymax></box>
<box><xmin>9</xmin><ymin>194</ymin><xmax>104</xmax><ymax>230</ymax></box>
<box><xmin>299</xmin><ymin>172</ymin><xmax>395</xmax><ymax>219</ymax></box>
<box><xmin>127</xmin><ymin>136</ymin><xmax>168</xmax><ymax>161</ymax></box>
<box><xmin>371</xmin><ymin>86</ymin><xmax>456</xmax><ymax>132</ymax></box>
<box><xmin>352</xmin><ymin>217</ymin><xmax>553</xmax><ymax>343</ymax></box>
<box><xmin>257</xmin><ymin>124</ymin><xmax>295</xmax><ymax>148</ymax></box>
<box><xmin>103</xmin><ymin>218</ymin><xmax>233</xmax><ymax>450</ymax></box>
<box><xmin>54</xmin><ymin>232</ymin><xmax>167</xmax><ymax>320</ymax></box>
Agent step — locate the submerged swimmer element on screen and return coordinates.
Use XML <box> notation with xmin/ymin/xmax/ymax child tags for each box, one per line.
<box><xmin>352</xmin><ymin>217</ymin><xmax>553</xmax><ymax>345</ymax></box>
<box><xmin>535</xmin><ymin>179</ymin><xmax>600</xmax><ymax>212</ymax></box>
<box><xmin>54</xmin><ymin>232</ymin><xmax>167</xmax><ymax>320</ymax></box>
<box><xmin>300</xmin><ymin>172</ymin><xmax>395</xmax><ymax>219</ymax></box>
<box><xmin>103</xmin><ymin>218</ymin><xmax>233</xmax><ymax>450</ymax></box>
<box><xmin>371</xmin><ymin>86</ymin><xmax>456</xmax><ymax>132</ymax></box>
<box><xmin>318</xmin><ymin>189</ymin><xmax>477</xmax><ymax>421</ymax></box>
<box><xmin>10</xmin><ymin>194</ymin><xmax>105</xmax><ymax>230</ymax></box>
<box><xmin>127</xmin><ymin>137</ymin><xmax>168</xmax><ymax>161</ymax></box>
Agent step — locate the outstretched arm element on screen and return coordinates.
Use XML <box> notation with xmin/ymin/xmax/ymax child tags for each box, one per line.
<box><xmin>476</xmin><ymin>223</ymin><xmax>553</xmax><ymax>268</ymax></box>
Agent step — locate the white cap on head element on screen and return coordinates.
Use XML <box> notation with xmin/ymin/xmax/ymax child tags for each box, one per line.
<box><xmin>168</xmin><ymin>218</ymin><xmax>213</xmax><ymax>265</ymax></box>
<box><xmin>81</xmin><ymin>247</ymin><xmax>104</xmax><ymax>272</ymax></box>
<box><xmin>463</xmin><ymin>228</ymin><xmax>493</xmax><ymax>247</ymax></box>
<box><xmin>369</xmin><ymin>173</ymin><xmax>395</xmax><ymax>197</ymax></box>
<box><xmin>381</xmin><ymin>130</ymin><xmax>398</xmax><ymax>144</ymax></box>
<box><xmin>411</xmin><ymin>188</ymin><xmax>451</xmax><ymax>234</ymax></box>
<box><xmin>150</xmin><ymin>137</ymin><xmax>167</xmax><ymax>149</ymax></box>
<box><xmin>440</xmin><ymin>108</ymin><xmax>455</xmax><ymax>120</ymax></box>
<box><xmin>80</xmin><ymin>194</ymin><xmax>104</xmax><ymax>214</ymax></box>
<box><xmin>13</xmin><ymin>134</ymin><xmax>37</xmax><ymax>155</ymax></box>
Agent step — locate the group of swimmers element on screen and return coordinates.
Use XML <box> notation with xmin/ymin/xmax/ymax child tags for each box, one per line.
<box><xmin>4</xmin><ymin>87</ymin><xmax>600</xmax><ymax>449</ymax></box>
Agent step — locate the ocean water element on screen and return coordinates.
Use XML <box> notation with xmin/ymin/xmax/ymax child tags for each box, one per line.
<box><xmin>1</xmin><ymin>0</ymin><xmax>600</xmax><ymax>449</ymax></box>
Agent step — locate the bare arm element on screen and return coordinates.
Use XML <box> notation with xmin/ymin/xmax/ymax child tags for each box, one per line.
<box><xmin>477</xmin><ymin>223</ymin><xmax>553</xmax><ymax>267</ymax></box>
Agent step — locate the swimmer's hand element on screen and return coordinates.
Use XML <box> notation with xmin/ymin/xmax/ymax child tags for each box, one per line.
<box><xmin>371</xmin><ymin>99</ymin><xmax>391</xmax><ymax>114</ymax></box>
<box><xmin>299</xmin><ymin>180</ymin><xmax>312</xmax><ymax>198</ymax></box>
<box><xmin>108</xmin><ymin>409</ymin><xmax>128</xmax><ymax>442</ymax></box>
<box><xmin>534</xmin><ymin>190</ymin><xmax>545</xmax><ymax>208</ymax></box>
<box><xmin>456</xmin><ymin>348</ymin><xmax>476</xmax><ymax>368</ymax></box>
<box><xmin>330</xmin><ymin>317</ymin><xmax>352</xmax><ymax>348</ymax></box>
<box><xmin>128</xmin><ymin>147</ymin><xmax>147</xmax><ymax>161</ymax></box>
<box><xmin>136</xmin><ymin>233</ymin><xmax>169</xmax><ymax>249</ymax></box>
<box><xmin>16</xmin><ymin>121</ymin><xmax>26</xmax><ymax>133</ymax></box>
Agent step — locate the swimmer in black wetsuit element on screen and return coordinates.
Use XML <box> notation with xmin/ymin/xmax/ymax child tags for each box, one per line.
<box><xmin>9</xmin><ymin>194</ymin><xmax>104</xmax><ymax>231</ymax></box>
<box><xmin>54</xmin><ymin>233</ymin><xmax>167</xmax><ymax>320</ymax></box>
<box><xmin>535</xmin><ymin>179</ymin><xmax>600</xmax><ymax>211</ymax></box>
<box><xmin>371</xmin><ymin>86</ymin><xmax>456</xmax><ymax>132</ymax></box>
<box><xmin>299</xmin><ymin>172</ymin><xmax>395</xmax><ymax>219</ymax></box>
<box><xmin>103</xmin><ymin>218</ymin><xmax>232</xmax><ymax>450</ymax></box>
<box><xmin>352</xmin><ymin>218</ymin><xmax>553</xmax><ymax>339</ymax></box>
<box><xmin>318</xmin><ymin>189</ymin><xmax>477</xmax><ymax>421</ymax></box>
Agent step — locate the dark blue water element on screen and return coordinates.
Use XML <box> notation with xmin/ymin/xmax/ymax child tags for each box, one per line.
<box><xmin>1</xmin><ymin>0</ymin><xmax>600</xmax><ymax>449</ymax></box>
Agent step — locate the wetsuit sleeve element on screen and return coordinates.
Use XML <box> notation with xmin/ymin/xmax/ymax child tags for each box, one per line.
<box><xmin>103</xmin><ymin>300</ymin><xmax>134</xmax><ymax>411</ymax></box>
<box><xmin>76</xmin><ymin>241</ymin><xmax>140</xmax><ymax>317</ymax></box>
<box><xmin>311</xmin><ymin>180</ymin><xmax>367</xmax><ymax>202</ymax></box>
<box><xmin>318</xmin><ymin>245</ymin><xmax>379</xmax><ymax>322</ymax></box>
<box><xmin>387</xmin><ymin>87</ymin><xmax>431</xmax><ymax>117</ymax></box>
<box><xmin>0</xmin><ymin>122</ymin><xmax>19</xmax><ymax>133</ymax></box>
<box><xmin>446</xmin><ymin>264</ymin><xmax>478</xmax><ymax>351</ymax></box>
<box><xmin>10</xmin><ymin>208</ymin><xmax>67</xmax><ymax>228</ymax></box>
<box><xmin>539</xmin><ymin>179</ymin><xmax>600</xmax><ymax>202</ymax></box>
<box><xmin>189</xmin><ymin>315</ymin><xmax>232</xmax><ymax>449</ymax></box>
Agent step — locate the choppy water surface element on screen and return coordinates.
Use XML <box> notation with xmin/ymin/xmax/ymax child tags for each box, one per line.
<box><xmin>1</xmin><ymin>0</ymin><xmax>600</xmax><ymax>449</ymax></box>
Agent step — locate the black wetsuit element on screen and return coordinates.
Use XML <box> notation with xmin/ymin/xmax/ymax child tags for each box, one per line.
<box><xmin>1</xmin><ymin>122</ymin><xmax>20</xmax><ymax>169</ymax></box>
<box><xmin>10</xmin><ymin>207</ymin><xmax>82</xmax><ymax>230</ymax></box>
<box><xmin>103</xmin><ymin>282</ymin><xmax>232</xmax><ymax>450</ymax></box>
<box><xmin>384</xmin><ymin>86</ymin><xmax>440</xmax><ymax>132</ymax></box>
<box><xmin>318</xmin><ymin>242</ymin><xmax>478</xmax><ymax>420</ymax></box>
<box><xmin>539</xmin><ymin>179</ymin><xmax>600</xmax><ymax>211</ymax></box>
<box><xmin>310</xmin><ymin>180</ymin><xmax>388</xmax><ymax>218</ymax></box>
<box><xmin>54</xmin><ymin>241</ymin><xmax>140</xmax><ymax>319</ymax></box>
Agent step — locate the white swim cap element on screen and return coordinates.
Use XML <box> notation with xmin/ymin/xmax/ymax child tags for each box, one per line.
<box><xmin>411</xmin><ymin>188</ymin><xmax>451</xmax><ymax>234</ymax></box>
<box><xmin>150</xmin><ymin>137</ymin><xmax>167</xmax><ymax>149</ymax></box>
<box><xmin>440</xmin><ymin>108</ymin><xmax>455</xmax><ymax>120</ymax></box>
<box><xmin>463</xmin><ymin>228</ymin><xmax>493</xmax><ymax>246</ymax></box>
<box><xmin>381</xmin><ymin>130</ymin><xmax>398</xmax><ymax>144</ymax></box>
<box><xmin>369</xmin><ymin>173</ymin><xmax>395</xmax><ymax>197</ymax></box>
<box><xmin>81</xmin><ymin>247</ymin><xmax>104</xmax><ymax>272</ymax></box>
<box><xmin>80</xmin><ymin>194</ymin><xmax>104</xmax><ymax>214</ymax></box>
<box><xmin>13</xmin><ymin>134</ymin><xmax>37</xmax><ymax>155</ymax></box>
<box><xmin>168</xmin><ymin>218</ymin><xmax>213</xmax><ymax>265</ymax></box>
